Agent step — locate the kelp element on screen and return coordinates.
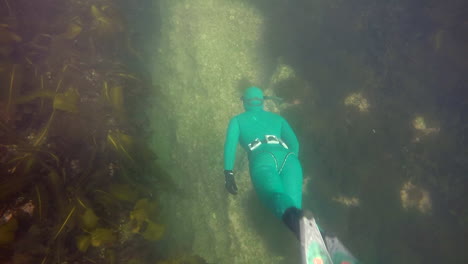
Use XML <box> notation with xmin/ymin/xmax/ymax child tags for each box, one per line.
<box><xmin>108</xmin><ymin>183</ymin><xmax>138</xmax><ymax>202</ymax></box>
<box><xmin>103</xmin><ymin>80</ymin><xmax>126</xmax><ymax>114</ymax></box>
<box><xmin>13</xmin><ymin>87</ymin><xmax>79</xmax><ymax>113</ymax></box>
<box><xmin>130</xmin><ymin>199</ymin><xmax>165</xmax><ymax>241</ymax></box>
<box><xmin>0</xmin><ymin>0</ymin><xmax>168</xmax><ymax>263</ymax></box>
<box><xmin>107</xmin><ymin>129</ymin><xmax>135</xmax><ymax>163</ymax></box>
<box><xmin>52</xmin><ymin>206</ymin><xmax>76</xmax><ymax>241</ymax></box>
<box><xmin>157</xmin><ymin>255</ymin><xmax>209</xmax><ymax>264</ymax></box>
<box><xmin>52</xmin><ymin>87</ymin><xmax>79</xmax><ymax>113</ymax></box>
<box><xmin>80</xmin><ymin>208</ymin><xmax>99</xmax><ymax>230</ymax></box>
<box><xmin>33</xmin><ymin>111</ymin><xmax>55</xmax><ymax>147</ymax></box>
<box><xmin>3</xmin><ymin>0</ymin><xmax>12</xmax><ymax>17</ymax></box>
<box><xmin>0</xmin><ymin>25</ymin><xmax>21</xmax><ymax>44</ymax></box>
<box><xmin>90</xmin><ymin>4</ymin><xmax>124</xmax><ymax>37</ymax></box>
<box><xmin>14</xmin><ymin>89</ymin><xmax>55</xmax><ymax>104</ymax></box>
<box><xmin>60</xmin><ymin>17</ymin><xmax>83</xmax><ymax>40</ymax></box>
<box><xmin>34</xmin><ymin>186</ymin><xmax>42</xmax><ymax>220</ymax></box>
<box><xmin>76</xmin><ymin>235</ymin><xmax>91</xmax><ymax>252</ymax></box>
<box><xmin>90</xmin><ymin>228</ymin><xmax>116</xmax><ymax>247</ymax></box>
<box><xmin>6</xmin><ymin>64</ymin><xmax>16</xmax><ymax>119</ymax></box>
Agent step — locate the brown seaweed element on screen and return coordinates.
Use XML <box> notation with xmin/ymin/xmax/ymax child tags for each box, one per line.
<box><xmin>0</xmin><ymin>0</ymin><xmax>164</xmax><ymax>263</ymax></box>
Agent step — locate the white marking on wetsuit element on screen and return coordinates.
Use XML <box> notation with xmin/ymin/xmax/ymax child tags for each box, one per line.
<box><xmin>278</xmin><ymin>152</ymin><xmax>295</xmax><ymax>175</ymax></box>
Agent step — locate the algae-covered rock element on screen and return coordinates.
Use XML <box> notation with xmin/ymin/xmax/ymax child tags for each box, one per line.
<box><xmin>344</xmin><ymin>92</ymin><xmax>370</xmax><ymax>112</ymax></box>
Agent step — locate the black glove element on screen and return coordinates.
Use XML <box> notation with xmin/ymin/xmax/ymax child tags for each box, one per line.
<box><xmin>224</xmin><ymin>170</ymin><xmax>238</xmax><ymax>195</ymax></box>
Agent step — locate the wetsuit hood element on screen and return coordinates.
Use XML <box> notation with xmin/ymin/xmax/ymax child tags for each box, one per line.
<box><xmin>242</xmin><ymin>86</ymin><xmax>264</xmax><ymax>111</ymax></box>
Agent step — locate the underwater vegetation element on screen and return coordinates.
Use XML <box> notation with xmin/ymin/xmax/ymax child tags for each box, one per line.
<box><xmin>0</xmin><ymin>0</ymin><xmax>204</xmax><ymax>263</ymax></box>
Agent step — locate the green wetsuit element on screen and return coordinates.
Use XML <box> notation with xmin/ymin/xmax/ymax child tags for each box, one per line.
<box><xmin>224</xmin><ymin>87</ymin><xmax>303</xmax><ymax>218</ymax></box>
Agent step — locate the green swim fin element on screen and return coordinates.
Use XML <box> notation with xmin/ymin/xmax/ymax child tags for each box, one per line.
<box><xmin>324</xmin><ymin>236</ymin><xmax>359</xmax><ymax>264</ymax></box>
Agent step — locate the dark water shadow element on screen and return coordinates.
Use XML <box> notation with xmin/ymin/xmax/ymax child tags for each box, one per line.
<box><xmin>247</xmin><ymin>0</ymin><xmax>468</xmax><ymax>262</ymax></box>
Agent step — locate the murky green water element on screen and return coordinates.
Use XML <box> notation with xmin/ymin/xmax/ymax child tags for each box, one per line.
<box><xmin>1</xmin><ymin>0</ymin><xmax>466</xmax><ymax>263</ymax></box>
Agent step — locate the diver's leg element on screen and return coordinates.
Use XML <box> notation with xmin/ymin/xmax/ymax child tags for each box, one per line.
<box><xmin>249</xmin><ymin>152</ymin><xmax>295</xmax><ymax>219</ymax></box>
<box><xmin>279</xmin><ymin>155</ymin><xmax>328</xmax><ymax>235</ymax></box>
<box><xmin>279</xmin><ymin>153</ymin><xmax>303</xmax><ymax>209</ymax></box>
<box><xmin>278</xmin><ymin>153</ymin><xmax>304</xmax><ymax>239</ymax></box>
<box><xmin>282</xmin><ymin>207</ymin><xmax>302</xmax><ymax>240</ymax></box>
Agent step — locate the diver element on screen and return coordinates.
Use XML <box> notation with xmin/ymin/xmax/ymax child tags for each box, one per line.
<box><xmin>223</xmin><ymin>86</ymin><xmax>359</xmax><ymax>264</ymax></box>
<box><xmin>223</xmin><ymin>86</ymin><xmax>304</xmax><ymax>238</ymax></box>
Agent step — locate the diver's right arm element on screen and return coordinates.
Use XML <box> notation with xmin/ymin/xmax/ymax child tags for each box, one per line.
<box><xmin>224</xmin><ymin>117</ymin><xmax>240</xmax><ymax>170</ymax></box>
<box><xmin>223</xmin><ymin>117</ymin><xmax>239</xmax><ymax>195</ymax></box>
